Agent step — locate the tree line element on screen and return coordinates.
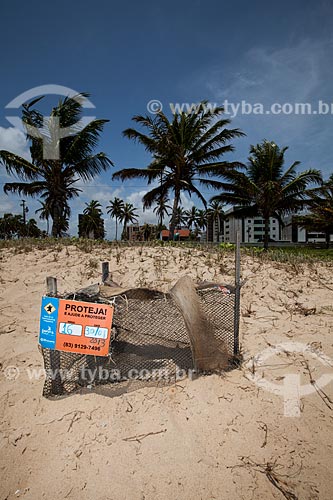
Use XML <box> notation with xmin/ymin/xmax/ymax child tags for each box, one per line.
<box><xmin>0</xmin><ymin>94</ymin><xmax>331</xmax><ymax>249</ymax></box>
<box><xmin>75</xmin><ymin>198</ymin><xmax>225</xmax><ymax>241</ymax></box>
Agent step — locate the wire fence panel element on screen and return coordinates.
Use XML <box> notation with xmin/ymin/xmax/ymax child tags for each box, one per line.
<box><xmin>41</xmin><ymin>284</ymin><xmax>238</xmax><ymax>398</ymax></box>
<box><xmin>42</xmin><ymin>237</ymin><xmax>241</xmax><ymax>398</ymax></box>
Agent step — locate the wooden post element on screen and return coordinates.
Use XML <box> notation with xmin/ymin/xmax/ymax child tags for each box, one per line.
<box><xmin>102</xmin><ymin>262</ymin><xmax>109</xmax><ymax>283</ymax></box>
<box><xmin>233</xmin><ymin>231</ymin><xmax>241</xmax><ymax>356</ymax></box>
<box><xmin>46</xmin><ymin>276</ymin><xmax>57</xmax><ymax>296</ymax></box>
<box><xmin>45</xmin><ymin>276</ymin><xmax>62</xmax><ymax>395</ymax></box>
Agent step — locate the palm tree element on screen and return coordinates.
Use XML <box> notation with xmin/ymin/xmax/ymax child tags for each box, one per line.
<box><xmin>80</xmin><ymin>200</ymin><xmax>104</xmax><ymax>239</ymax></box>
<box><xmin>211</xmin><ymin>140</ymin><xmax>322</xmax><ymax>249</ymax></box>
<box><xmin>196</xmin><ymin>209</ymin><xmax>208</xmax><ymax>230</ymax></box>
<box><xmin>295</xmin><ymin>175</ymin><xmax>333</xmax><ymax>248</ymax></box>
<box><xmin>207</xmin><ymin>200</ymin><xmax>225</xmax><ymax>240</ymax></box>
<box><xmin>106</xmin><ymin>197</ymin><xmax>124</xmax><ymax>240</ymax></box>
<box><xmin>173</xmin><ymin>206</ymin><xmax>187</xmax><ymax>227</ymax></box>
<box><xmin>119</xmin><ymin>203</ymin><xmax>139</xmax><ymax>240</ymax></box>
<box><xmin>153</xmin><ymin>193</ymin><xmax>171</xmax><ymax>227</ymax></box>
<box><xmin>35</xmin><ymin>200</ymin><xmax>51</xmax><ymax>235</ymax></box>
<box><xmin>184</xmin><ymin>206</ymin><xmax>199</xmax><ymax>230</ymax></box>
<box><xmin>25</xmin><ymin>218</ymin><xmax>42</xmax><ymax>238</ymax></box>
<box><xmin>112</xmin><ymin>102</ymin><xmax>244</xmax><ymax>239</ymax></box>
<box><xmin>141</xmin><ymin>222</ymin><xmax>155</xmax><ymax>241</ymax></box>
<box><xmin>0</xmin><ymin>93</ymin><xmax>113</xmax><ymax>237</ymax></box>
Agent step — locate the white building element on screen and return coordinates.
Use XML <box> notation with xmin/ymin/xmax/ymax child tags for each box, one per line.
<box><xmin>223</xmin><ymin>208</ymin><xmax>282</xmax><ymax>243</ymax></box>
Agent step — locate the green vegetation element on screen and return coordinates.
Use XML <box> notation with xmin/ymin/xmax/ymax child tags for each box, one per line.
<box><xmin>106</xmin><ymin>197</ymin><xmax>124</xmax><ymax>241</ymax></box>
<box><xmin>79</xmin><ymin>200</ymin><xmax>105</xmax><ymax>239</ymax></box>
<box><xmin>0</xmin><ymin>213</ymin><xmax>42</xmax><ymax>239</ymax></box>
<box><xmin>1</xmin><ymin>238</ymin><xmax>333</xmax><ymax>266</ymax></box>
<box><xmin>119</xmin><ymin>203</ymin><xmax>139</xmax><ymax>240</ymax></box>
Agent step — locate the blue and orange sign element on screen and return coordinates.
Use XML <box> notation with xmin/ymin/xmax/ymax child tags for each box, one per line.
<box><xmin>39</xmin><ymin>297</ymin><xmax>113</xmax><ymax>356</ymax></box>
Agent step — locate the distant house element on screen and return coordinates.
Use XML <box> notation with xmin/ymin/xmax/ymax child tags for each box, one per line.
<box><xmin>126</xmin><ymin>224</ymin><xmax>157</xmax><ymax>241</ymax></box>
<box><xmin>161</xmin><ymin>228</ymin><xmax>190</xmax><ymax>241</ymax></box>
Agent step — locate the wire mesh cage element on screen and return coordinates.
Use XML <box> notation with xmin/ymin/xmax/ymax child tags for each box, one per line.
<box><xmin>41</xmin><ymin>239</ymin><xmax>241</xmax><ymax>399</ymax></box>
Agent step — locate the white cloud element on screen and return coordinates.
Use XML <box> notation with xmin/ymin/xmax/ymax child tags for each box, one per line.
<box><xmin>203</xmin><ymin>38</ymin><xmax>333</xmax><ymax>174</ymax></box>
<box><xmin>0</xmin><ymin>127</ymin><xmax>31</xmax><ymax>160</ymax></box>
<box><xmin>208</xmin><ymin>39</ymin><xmax>330</xmax><ymax>104</ymax></box>
<box><xmin>0</xmin><ymin>127</ymin><xmax>32</xmax><ymax>217</ymax></box>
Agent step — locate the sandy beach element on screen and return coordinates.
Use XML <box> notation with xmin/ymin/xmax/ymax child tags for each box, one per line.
<box><xmin>1</xmin><ymin>243</ymin><xmax>333</xmax><ymax>499</ymax></box>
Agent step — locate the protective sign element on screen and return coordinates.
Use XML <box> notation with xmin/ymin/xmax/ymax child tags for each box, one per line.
<box><xmin>39</xmin><ymin>297</ymin><xmax>113</xmax><ymax>356</ymax></box>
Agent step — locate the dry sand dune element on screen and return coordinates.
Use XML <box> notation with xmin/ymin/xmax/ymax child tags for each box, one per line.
<box><xmin>0</xmin><ymin>244</ymin><xmax>333</xmax><ymax>499</ymax></box>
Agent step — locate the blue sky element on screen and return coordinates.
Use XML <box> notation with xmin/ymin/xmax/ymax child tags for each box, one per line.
<box><xmin>0</xmin><ymin>0</ymin><xmax>333</xmax><ymax>238</ymax></box>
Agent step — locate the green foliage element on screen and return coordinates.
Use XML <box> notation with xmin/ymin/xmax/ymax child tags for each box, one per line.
<box><xmin>119</xmin><ymin>203</ymin><xmax>139</xmax><ymax>240</ymax></box>
<box><xmin>79</xmin><ymin>200</ymin><xmax>105</xmax><ymax>239</ymax></box>
<box><xmin>219</xmin><ymin>242</ymin><xmax>235</xmax><ymax>251</ymax></box>
<box><xmin>0</xmin><ymin>213</ymin><xmax>42</xmax><ymax>239</ymax></box>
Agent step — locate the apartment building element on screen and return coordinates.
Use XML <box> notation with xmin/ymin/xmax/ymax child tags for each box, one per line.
<box><xmin>223</xmin><ymin>209</ymin><xmax>281</xmax><ymax>243</ymax></box>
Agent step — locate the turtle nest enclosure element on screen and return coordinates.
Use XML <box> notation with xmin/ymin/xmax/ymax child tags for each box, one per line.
<box><xmin>41</xmin><ymin>245</ymin><xmax>241</xmax><ymax>399</ymax></box>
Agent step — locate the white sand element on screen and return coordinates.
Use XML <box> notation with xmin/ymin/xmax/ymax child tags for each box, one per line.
<box><xmin>0</xmin><ymin>245</ymin><xmax>332</xmax><ymax>499</ymax></box>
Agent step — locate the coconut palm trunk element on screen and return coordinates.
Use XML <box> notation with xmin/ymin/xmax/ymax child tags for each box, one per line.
<box><xmin>51</xmin><ymin>204</ymin><xmax>61</xmax><ymax>238</ymax></box>
<box><xmin>169</xmin><ymin>188</ymin><xmax>180</xmax><ymax>240</ymax></box>
<box><xmin>325</xmin><ymin>231</ymin><xmax>330</xmax><ymax>249</ymax></box>
<box><xmin>263</xmin><ymin>216</ymin><xmax>270</xmax><ymax>250</ymax></box>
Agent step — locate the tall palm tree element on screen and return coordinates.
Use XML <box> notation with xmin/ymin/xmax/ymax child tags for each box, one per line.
<box><xmin>35</xmin><ymin>200</ymin><xmax>51</xmax><ymax>235</ymax></box>
<box><xmin>184</xmin><ymin>206</ymin><xmax>199</xmax><ymax>230</ymax></box>
<box><xmin>207</xmin><ymin>200</ymin><xmax>225</xmax><ymax>239</ymax></box>
<box><xmin>0</xmin><ymin>93</ymin><xmax>113</xmax><ymax>237</ymax></box>
<box><xmin>211</xmin><ymin>140</ymin><xmax>322</xmax><ymax>249</ymax></box>
<box><xmin>80</xmin><ymin>200</ymin><xmax>104</xmax><ymax>239</ymax></box>
<box><xmin>112</xmin><ymin>102</ymin><xmax>244</xmax><ymax>239</ymax></box>
<box><xmin>106</xmin><ymin>197</ymin><xmax>124</xmax><ymax>240</ymax></box>
<box><xmin>295</xmin><ymin>175</ymin><xmax>333</xmax><ymax>248</ymax></box>
<box><xmin>119</xmin><ymin>203</ymin><xmax>138</xmax><ymax>240</ymax></box>
<box><xmin>153</xmin><ymin>193</ymin><xmax>171</xmax><ymax>227</ymax></box>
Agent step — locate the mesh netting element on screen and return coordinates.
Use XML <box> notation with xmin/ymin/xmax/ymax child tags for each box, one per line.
<box><xmin>41</xmin><ymin>283</ymin><xmax>238</xmax><ymax>399</ymax></box>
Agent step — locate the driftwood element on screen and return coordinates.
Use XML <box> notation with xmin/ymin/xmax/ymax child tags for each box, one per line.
<box><xmin>170</xmin><ymin>275</ymin><xmax>229</xmax><ymax>371</ymax></box>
